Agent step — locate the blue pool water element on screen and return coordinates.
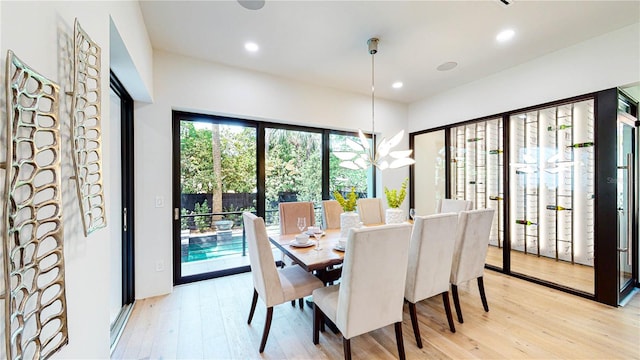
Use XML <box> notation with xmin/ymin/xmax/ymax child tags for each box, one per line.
<box><xmin>182</xmin><ymin>233</ymin><xmax>246</xmax><ymax>262</ymax></box>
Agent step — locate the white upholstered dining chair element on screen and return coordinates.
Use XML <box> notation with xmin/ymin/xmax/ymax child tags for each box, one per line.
<box><xmin>279</xmin><ymin>201</ymin><xmax>315</xmax><ymax>235</ymax></box>
<box><xmin>404</xmin><ymin>213</ymin><xmax>459</xmax><ymax>348</ymax></box>
<box><xmin>278</xmin><ymin>201</ymin><xmax>316</xmax><ymax>271</ymax></box>
<box><xmin>322</xmin><ymin>200</ymin><xmax>342</xmax><ymax>230</ymax></box>
<box><xmin>449</xmin><ymin>208</ymin><xmax>495</xmax><ymax>323</ymax></box>
<box><xmin>356</xmin><ymin>197</ymin><xmax>384</xmax><ymax>225</ymax></box>
<box><xmin>436</xmin><ymin>198</ymin><xmax>473</xmax><ymax>214</ymax></box>
<box><xmin>243</xmin><ymin>212</ymin><xmax>324</xmax><ymax>353</ymax></box>
<box><xmin>312</xmin><ymin>223</ymin><xmax>413</xmax><ymax>360</ymax></box>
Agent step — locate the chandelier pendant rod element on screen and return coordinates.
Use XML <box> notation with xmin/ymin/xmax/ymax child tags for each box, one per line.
<box><xmin>332</xmin><ymin>37</ymin><xmax>414</xmax><ymax>171</ymax></box>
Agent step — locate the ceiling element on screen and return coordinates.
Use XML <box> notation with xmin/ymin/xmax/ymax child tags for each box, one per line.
<box><xmin>139</xmin><ymin>1</ymin><xmax>640</xmax><ymax>104</ymax></box>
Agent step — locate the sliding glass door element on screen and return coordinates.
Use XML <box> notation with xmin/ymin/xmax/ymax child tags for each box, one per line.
<box><xmin>172</xmin><ymin>113</ymin><xmax>374</xmax><ymax>284</ymax></box>
<box><xmin>175</xmin><ymin>116</ymin><xmax>257</xmax><ymax>281</ymax></box>
<box><xmin>109</xmin><ymin>72</ymin><xmax>135</xmax><ymax>350</ymax></box>
<box><xmin>410</xmin><ymin>89</ymin><xmax>640</xmax><ymax>306</ymax></box>
<box><xmin>617</xmin><ymin>109</ymin><xmax>637</xmax><ymax>303</ymax></box>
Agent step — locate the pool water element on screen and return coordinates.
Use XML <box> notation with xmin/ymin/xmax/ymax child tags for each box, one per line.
<box><xmin>181</xmin><ymin>233</ymin><xmax>246</xmax><ymax>263</ymax></box>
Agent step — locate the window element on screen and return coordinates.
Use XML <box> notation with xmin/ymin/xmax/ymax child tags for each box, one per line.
<box><xmin>173</xmin><ymin>112</ymin><xmax>375</xmax><ymax>284</ymax></box>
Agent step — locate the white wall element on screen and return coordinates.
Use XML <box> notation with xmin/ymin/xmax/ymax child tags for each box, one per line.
<box><xmin>408</xmin><ymin>23</ymin><xmax>640</xmax><ymax>131</ymax></box>
<box><xmin>134</xmin><ymin>50</ymin><xmax>410</xmax><ymax>299</ymax></box>
<box><xmin>0</xmin><ymin>1</ymin><xmax>152</xmax><ymax>358</ymax></box>
<box><xmin>109</xmin><ymin>1</ymin><xmax>154</xmax><ymax>102</ymax></box>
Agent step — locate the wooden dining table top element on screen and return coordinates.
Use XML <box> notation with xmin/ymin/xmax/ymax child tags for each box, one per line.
<box><xmin>269</xmin><ymin>229</ymin><xmax>345</xmax><ymax>272</ymax></box>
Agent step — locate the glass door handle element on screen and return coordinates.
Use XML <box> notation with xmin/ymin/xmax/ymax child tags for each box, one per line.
<box><xmin>626</xmin><ymin>153</ymin><xmax>633</xmax><ymax>266</ymax></box>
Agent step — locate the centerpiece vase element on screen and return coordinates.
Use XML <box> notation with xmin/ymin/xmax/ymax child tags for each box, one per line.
<box><xmin>385</xmin><ymin>208</ymin><xmax>405</xmax><ymax>224</ymax></box>
<box><xmin>340</xmin><ymin>211</ymin><xmax>360</xmax><ymax>238</ymax></box>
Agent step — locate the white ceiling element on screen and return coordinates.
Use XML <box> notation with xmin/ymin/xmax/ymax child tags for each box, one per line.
<box><xmin>139</xmin><ymin>0</ymin><xmax>640</xmax><ymax>104</ymax></box>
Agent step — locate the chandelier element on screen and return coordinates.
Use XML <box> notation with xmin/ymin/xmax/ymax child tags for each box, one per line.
<box><xmin>333</xmin><ymin>38</ymin><xmax>416</xmax><ymax>170</ymax></box>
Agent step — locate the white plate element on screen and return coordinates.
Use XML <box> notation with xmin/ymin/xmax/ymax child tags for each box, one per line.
<box><xmin>333</xmin><ymin>245</ymin><xmax>345</xmax><ymax>252</ymax></box>
<box><xmin>306</xmin><ymin>230</ymin><xmax>325</xmax><ymax>236</ymax></box>
<box><xmin>290</xmin><ymin>240</ymin><xmax>315</xmax><ymax>248</ymax></box>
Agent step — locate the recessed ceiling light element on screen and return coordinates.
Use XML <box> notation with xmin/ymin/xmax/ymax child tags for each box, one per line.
<box><xmin>496</xmin><ymin>29</ymin><xmax>515</xmax><ymax>42</ymax></box>
<box><xmin>436</xmin><ymin>62</ymin><xmax>458</xmax><ymax>71</ymax></box>
<box><xmin>244</xmin><ymin>42</ymin><xmax>259</xmax><ymax>52</ymax></box>
<box><xmin>392</xmin><ymin>82</ymin><xmax>403</xmax><ymax>89</ymax></box>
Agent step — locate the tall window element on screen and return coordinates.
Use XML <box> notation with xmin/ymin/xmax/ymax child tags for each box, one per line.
<box><xmin>173</xmin><ymin>112</ymin><xmax>374</xmax><ymax>283</ymax></box>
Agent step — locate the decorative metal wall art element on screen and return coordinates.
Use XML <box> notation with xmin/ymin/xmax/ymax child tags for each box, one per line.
<box><xmin>3</xmin><ymin>50</ymin><xmax>69</xmax><ymax>360</ymax></box>
<box><xmin>70</xmin><ymin>19</ymin><xmax>106</xmax><ymax>237</ymax></box>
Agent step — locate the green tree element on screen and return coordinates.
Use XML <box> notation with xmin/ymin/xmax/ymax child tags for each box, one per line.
<box><xmin>220</xmin><ymin>126</ymin><xmax>256</xmax><ymax>193</ymax></box>
<box><xmin>180</xmin><ymin>121</ymin><xmax>216</xmax><ymax>194</ymax></box>
<box><xmin>194</xmin><ymin>200</ymin><xmax>211</xmax><ymax>232</ymax></box>
<box><xmin>329</xmin><ymin>134</ymin><xmax>369</xmax><ymax>197</ymax></box>
<box><xmin>265</xmin><ymin>129</ymin><xmax>322</xmax><ymax>208</ymax></box>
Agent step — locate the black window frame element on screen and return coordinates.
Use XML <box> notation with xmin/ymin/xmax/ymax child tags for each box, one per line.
<box><xmin>172</xmin><ymin>110</ymin><xmax>376</xmax><ymax>285</ymax></box>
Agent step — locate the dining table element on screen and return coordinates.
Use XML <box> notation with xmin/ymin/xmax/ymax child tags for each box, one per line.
<box><xmin>269</xmin><ymin>228</ymin><xmax>345</xmax><ymax>284</ymax></box>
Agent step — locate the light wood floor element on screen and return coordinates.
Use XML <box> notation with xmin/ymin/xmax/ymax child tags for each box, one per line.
<box><xmin>113</xmin><ymin>270</ymin><xmax>639</xmax><ymax>360</ymax></box>
<box><xmin>486</xmin><ymin>246</ymin><xmax>595</xmax><ymax>294</ymax></box>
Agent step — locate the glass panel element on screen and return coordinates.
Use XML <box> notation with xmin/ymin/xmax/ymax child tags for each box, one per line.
<box><xmin>617</xmin><ymin>114</ymin><xmax>634</xmax><ymax>295</ymax></box>
<box><xmin>265</xmin><ymin>128</ymin><xmax>322</xmax><ymax>230</ymax></box>
<box><xmin>509</xmin><ymin>99</ymin><xmax>595</xmax><ymax>294</ymax></box>
<box><xmin>179</xmin><ymin>121</ymin><xmax>257</xmax><ymax>277</ymax></box>
<box><xmin>108</xmin><ymin>88</ymin><xmax>122</xmax><ymax>327</ymax></box>
<box><xmin>413</xmin><ymin>130</ymin><xmax>445</xmax><ymax>215</ymax></box>
<box><xmin>449</xmin><ymin>118</ymin><xmax>504</xmax><ymax>269</ymax></box>
<box><xmin>330</xmin><ymin>133</ymin><xmax>374</xmax><ymax>201</ymax></box>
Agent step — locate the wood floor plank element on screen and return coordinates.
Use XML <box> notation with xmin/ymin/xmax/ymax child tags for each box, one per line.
<box><xmin>114</xmin><ymin>270</ymin><xmax>640</xmax><ymax>359</ymax></box>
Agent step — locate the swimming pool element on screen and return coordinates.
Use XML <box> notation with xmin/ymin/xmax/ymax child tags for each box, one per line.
<box><xmin>181</xmin><ymin>232</ymin><xmax>246</xmax><ymax>263</ymax></box>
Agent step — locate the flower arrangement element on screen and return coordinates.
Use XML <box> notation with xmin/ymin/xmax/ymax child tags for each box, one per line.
<box><xmin>333</xmin><ymin>187</ymin><xmax>358</xmax><ymax>212</ymax></box>
<box><xmin>384</xmin><ymin>178</ymin><xmax>408</xmax><ymax>208</ymax></box>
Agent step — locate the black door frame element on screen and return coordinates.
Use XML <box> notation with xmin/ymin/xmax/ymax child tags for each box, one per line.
<box><xmin>613</xmin><ymin>90</ymin><xmax>639</xmax><ymax>304</ymax></box>
<box><xmin>110</xmin><ymin>71</ymin><xmax>135</xmax><ymax>305</ymax></box>
<box><xmin>409</xmin><ymin>88</ymin><xmax>640</xmax><ymax>306</ymax></box>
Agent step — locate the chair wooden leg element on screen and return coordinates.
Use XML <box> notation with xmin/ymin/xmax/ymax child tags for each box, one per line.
<box><xmin>342</xmin><ymin>337</ymin><xmax>352</xmax><ymax>360</ymax></box>
<box><xmin>259</xmin><ymin>307</ymin><xmax>273</xmax><ymax>353</ymax></box>
<box><xmin>394</xmin><ymin>321</ymin><xmax>406</xmax><ymax>360</ymax></box>
<box><xmin>441</xmin><ymin>291</ymin><xmax>456</xmax><ymax>333</ymax></box>
<box><xmin>407</xmin><ymin>301</ymin><xmax>422</xmax><ymax>348</ymax></box>
<box><xmin>313</xmin><ymin>304</ymin><xmax>322</xmax><ymax>344</ymax></box>
<box><xmin>477</xmin><ymin>276</ymin><xmax>489</xmax><ymax>312</ymax></box>
<box><xmin>298</xmin><ymin>298</ymin><xmax>304</xmax><ymax>309</ymax></box>
<box><xmin>451</xmin><ymin>284</ymin><xmax>464</xmax><ymax>323</ymax></box>
<box><xmin>248</xmin><ymin>289</ymin><xmax>258</xmax><ymax>324</ymax></box>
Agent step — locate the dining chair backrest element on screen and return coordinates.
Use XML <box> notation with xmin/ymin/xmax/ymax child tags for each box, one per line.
<box><xmin>356</xmin><ymin>198</ymin><xmax>384</xmax><ymax>225</ymax></box>
<box><xmin>405</xmin><ymin>213</ymin><xmax>459</xmax><ymax>303</ymax></box>
<box><xmin>450</xmin><ymin>209</ymin><xmax>495</xmax><ymax>285</ymax></box>
<box><xmin>243</xmin><ymin>212</ymin><xmax>285</xmax><ymax>306</ymax></box>
<box><xmin>279</xmin><ymin>201</ymin><xmax>315</xmax><ymax>235</ymax></box>
<box><xmin>336</xmin><ymin>223</ymin><xmax>412</xmax><ymax>339</ymax></box>
<box><xmin>322</xmin><ymin>200</ymin><xmax>343</xmax><ymax>230</ymax></box>
<box><xmin>436</xmin><ymin>199</ymin><xmax>473</xmax><ymax>214</ymax></box>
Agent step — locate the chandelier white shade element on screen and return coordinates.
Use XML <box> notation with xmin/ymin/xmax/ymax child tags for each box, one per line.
<box><xmin>334</xmin><ymin>37</ymin><xmax>415</xmax><ymax>171</ymax></box>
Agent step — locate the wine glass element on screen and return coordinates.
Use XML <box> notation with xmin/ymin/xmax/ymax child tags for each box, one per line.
<box><xmin>313</xmin><ymin>224</ymin><xmax>324</xmax><ymax>251</ymax></box>
<box><xmin>297</xmin><ymin>217</ymin><xmax>307</xmax><ymax>234</ymax></box>
<box><xmin>409</xmin><ymin>208</ymin><xmax>416</xmax><ymax>221</ymax></box>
